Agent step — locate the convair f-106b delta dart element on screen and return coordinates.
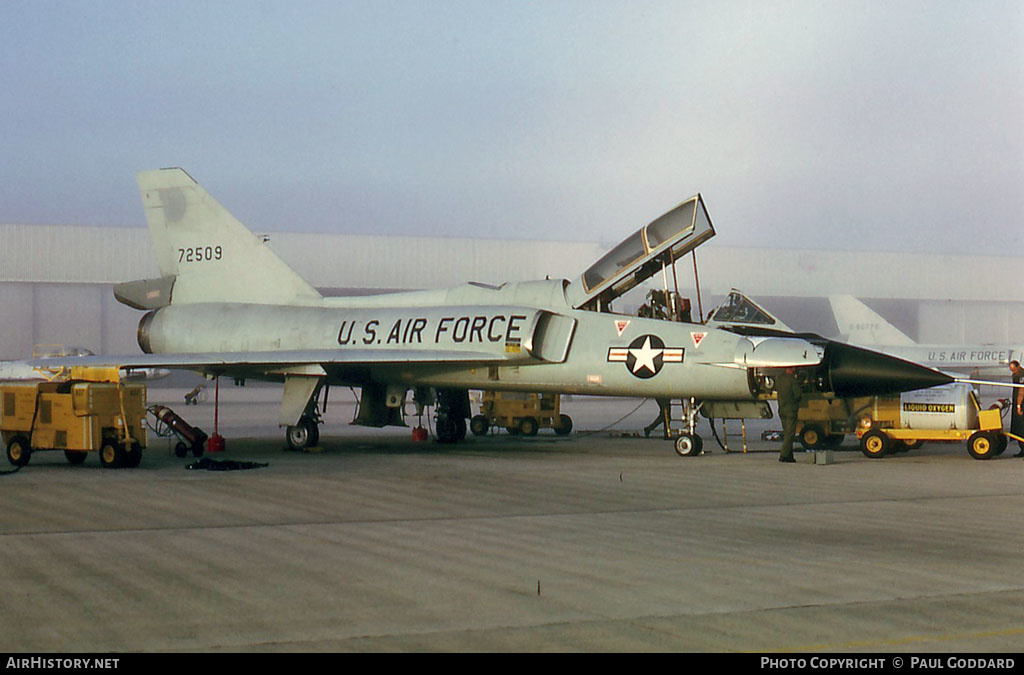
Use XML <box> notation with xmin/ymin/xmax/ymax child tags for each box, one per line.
<box><xmin>37</xmin><ymin>168</ymin><xmax>953</xmax><ymax>455</ymax></box>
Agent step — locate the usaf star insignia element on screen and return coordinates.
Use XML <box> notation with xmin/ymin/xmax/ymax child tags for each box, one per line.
<box><xmin>607</xmin><ymin>334</ymin><xmax>685</xmax><ymax>379</ymax></box>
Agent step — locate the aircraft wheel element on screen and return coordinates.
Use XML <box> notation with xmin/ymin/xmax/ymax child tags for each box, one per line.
<box><xmin>674</xmin><ymin>433</ymin><xmax>703</xmax><ymax>457</ymax></box>
<box><xmin>799</xmin><ymin>424</ymin><xmax>825</xmax><ymax>450</ymax></box>
<box><xmin>435</xmin><ymin>416</ymin><xmax>460</xmax><ymax>443</ymax></box>
<box><xmin>859</xmin><ymin>430</ymin><xmax>890</xmax><ymax>459</ymax></box>
<box><xmin>967</xmin><ymin>431</ymin><xmax>998</xmax><ymax>460</ymax></box>
<box><xmin>286</xmin><ymin>418</ymin><xmax>318</xmax><ymax>451</ymax></box>
<box><xmin>517</xmin><ymin>416</ymin><xmax>539</xmax><ymax>437</ymax></box>
<box><xmin>470</xmin><ymin>415</ymin><xmax>490</xmax><ymax>436</ymax></box>
<box><xmin>6</xmin><ymin>435</ymin><xmax>32</xmax><ymax>467</ymax></box>
<box><xmin>64</xmin><ymin>450</ymin><xmax>88</xmax><ymax>465</ymax></box>
<box><xmin>99</xmin><ymin>442</ymin><xmax>126</xmax><ymax>469</ymax></box>
<box><xmin>554</xmin><ymin>414</ymin><xmax>573</xmax><ymax>436</ymax></box>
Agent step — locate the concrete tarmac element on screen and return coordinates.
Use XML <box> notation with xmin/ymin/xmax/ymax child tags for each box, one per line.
<box><xmin>2</xmin><ymin>390</ymin><xmax>1024</xmax><ymax>652</ymax></box>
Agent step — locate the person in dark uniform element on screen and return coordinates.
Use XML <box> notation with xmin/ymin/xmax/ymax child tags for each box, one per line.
<box><xmin>1010</xmin><ymin>361</ymin><xmax>1024</xmax><ymax>457</ymax></box>
<box><xmin>775</xmin><ymin>367</ymin><xmax>803</xmax><ymax>463</ymax></box>
<box><xmin>644</xmin><ymin>398</ymin><xmax>672</xmax><ymax>439</ymax></box>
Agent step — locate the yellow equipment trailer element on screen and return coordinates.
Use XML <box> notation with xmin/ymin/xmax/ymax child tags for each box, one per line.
<box><xmin>854</xmin><ymin>383</ymin><xmax>1012</xmax><ymax>460</ymax></box>
<box><xmin>470</xmin><ymin>391</ymin><xmax>573</xmax><ymax>437</ymax></box>
<box><xmin>1</xmin><ymin>371</ymin><xmax>147</xmax><ymax>468</ymax></box>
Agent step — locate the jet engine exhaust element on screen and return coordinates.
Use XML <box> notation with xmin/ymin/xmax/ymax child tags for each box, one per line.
<box><xmin>821</xmin><ymin>340</ymin><xmax>954</xmax><ymax>397</ymax></box>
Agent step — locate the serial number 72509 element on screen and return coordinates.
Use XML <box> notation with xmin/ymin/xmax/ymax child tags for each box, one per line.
<box><xmin>179</xmin><ymin>246</ymin><xmax>223</xmax><ymax>262</ymax></box>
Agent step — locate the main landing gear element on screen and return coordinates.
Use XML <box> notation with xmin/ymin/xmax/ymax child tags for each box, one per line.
<box><xmin>434</xmin><ymin>388</ymin><xmax>470</xmax><ymax>444</ymax></box>
<box><xmin>286</xmin><ymin>383</ymin><xmax>324</xmax><ymax>451</ymax></box>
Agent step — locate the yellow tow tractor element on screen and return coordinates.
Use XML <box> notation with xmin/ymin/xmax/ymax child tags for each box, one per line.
<box><xmin>854</xmin><ymin>382</ymin><xmax>1013</xmax><ymax>460</ymax></box>
<box><xmin>1</xmin><ymin>367</ymin><xmax>147</xmax><ymax>468</ymax></box>
<box><xmin>470</xmin><ymin>391</ymin><xmax>573</xmax><ymax>437</ymax></box>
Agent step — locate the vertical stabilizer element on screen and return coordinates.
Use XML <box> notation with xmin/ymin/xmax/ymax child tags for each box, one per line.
<box><xmin>829</xmin><ymin>295</ymin><xmax>915</xmax><ymax>346</ymax></box>
<box><xmin>137</xmin><ymin>168</ymin><xmax>322</xmax><ymax>305</ymax></box>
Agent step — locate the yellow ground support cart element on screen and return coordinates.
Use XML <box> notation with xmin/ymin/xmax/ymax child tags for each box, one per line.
<box><xmin>853</xmin><ymin>383</ymin><xmax>1012</xmax><ymax>460</ymax></box>
<box><xmin>794</xmin><ymin>396</ymin><xmax>876</xmax><ymax>450</ymax></box>
<box><xmin>1</xmin><ymin>367</ymin><xmax>147</xmax><ymax>468</ymax></box>
<box><xmin>470</xmin><ymin>391</ymin><xmax>573</xmax><ymax>437</ymax></box>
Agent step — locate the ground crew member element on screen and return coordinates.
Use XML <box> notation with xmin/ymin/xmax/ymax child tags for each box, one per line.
<box><xmin>775</xmin><ymin>367</ymin><xmax>802</xmax><ymax>463</ymax></box>
<box><xmin>1010</xmin><ymin>361</ymin><xmax>1024</xmax><ymax>457</ymax></box>
<box><xmin>644</xmin><ymin>398</ymin><xmax>672</xmax><ymax>439</ymax></box>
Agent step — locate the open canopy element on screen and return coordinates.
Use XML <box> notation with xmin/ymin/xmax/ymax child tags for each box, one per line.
<box><xmin>565</xmin><ymin>194</ymin><xmax>715</xmax><ymax>310</ymax></box>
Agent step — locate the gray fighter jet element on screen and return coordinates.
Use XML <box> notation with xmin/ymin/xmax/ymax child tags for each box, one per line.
<box><xmin>41</xmin><ymin>168</ymin><xmax>952</xmax><ymax>455</ymax></box>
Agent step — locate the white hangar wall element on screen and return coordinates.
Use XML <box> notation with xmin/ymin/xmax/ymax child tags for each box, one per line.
<box><xmin>2</xmin><ymin>223</ymin><xmax>1024</xmax><ymax>360</ymax></box>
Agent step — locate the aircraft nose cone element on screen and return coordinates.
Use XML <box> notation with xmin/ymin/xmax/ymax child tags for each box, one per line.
<box><xmin>824</xmin><ymin>341</ymin><xmax>954</xmax><ymax>397</ymax></box>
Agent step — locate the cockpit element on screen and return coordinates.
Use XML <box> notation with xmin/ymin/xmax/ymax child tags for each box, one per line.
<box><xmin>564</xmin><ymin>194</ymin><xmax>715</xmax><ymax>321</ymax></box>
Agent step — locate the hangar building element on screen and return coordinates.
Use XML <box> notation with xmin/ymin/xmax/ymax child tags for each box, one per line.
<box><xmin>2</xmin><ymin>223</ymin><xmax>1023</xmax><ymax>362</ymax></box>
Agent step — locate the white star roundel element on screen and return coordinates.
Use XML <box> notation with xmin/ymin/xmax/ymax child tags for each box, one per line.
<box><xmin>607</xmin><ymin>334</ymin><xmax>685</xmax><ymax>379</ymax></box>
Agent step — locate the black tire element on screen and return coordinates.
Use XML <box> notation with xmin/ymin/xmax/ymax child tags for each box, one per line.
<box><xmin>554</xmin><ymin>414</ymin><xmax>573</xmax><ymax>436</ymax></box>
<box><xmin>893</xmin><ymin>439</ymin><xmax>921</xmax><ymax>453</ymax></box>
<box><xmin>99</xmin><ymin>443</ymin><xmax>125</xmax><ymax>469</ymax></box>
<box><xmin>995</xmin><ymin>434</ymin><xmax>1008</xmax><ymax>456</ymax></box>
<box><xmin>470</xmin><ymin>415</ymin><xmax>490</xmax><ymax>436</ymax></box>
<box><xmin>799</xmin><ymin>424</ymin><xmax>825</xmax><ymax>450</ymax></box>
<box><xmin>124</xmin><ymin>443</ymin><xmax>142</xmax><ymax>468</ymax></box>
<box><xmin>174</xmin><ymin>442</ymin><xmax>189</xmax><ymax>458</ymax></box>
<box><xmin>6</xmin><ymin>435</ymin><xmax>32</xmax><ymax>467</ymax></box>
<box><xmin>967</xmin><ymin>431</ymin><xmax>998</xmax><ymax>460</ymax></box>
<box><xmin>859</xmin><ymin>430</ymin><xmax>890</xmax><ymax>459</ymax></box>
<box><xmin>286</xmin><ymin>418</ymin><xmax>317</xmax><ymax>451</ymax></box>
<box><xmin>517</xmin><ymin>416</ymin><xmax>539</xmax><ymax>437</ymax></box>
<box><xmin>64</xmin><ymin>450</ymin><xmax>88</xmax><ymax>465</ymax></box>
<box><xmin>435</xmin><ymin>415</ymin><xmax>459</xmax><ymax>443</ymax></box>
<box><xmin>674</xmin><ymin>433</ymin><xmax>703</xmax><ymax>457</ymax></box>
<box><xmin>824</xmin><ymin>434</ymin><xmax>845</xmax><ymax>449</ymax></box>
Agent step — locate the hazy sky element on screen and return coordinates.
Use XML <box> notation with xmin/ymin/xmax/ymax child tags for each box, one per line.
<box><xmin>2</xmin><ymin>0</ymin><xmax>1021</xmax><ymax>255</ymax></box>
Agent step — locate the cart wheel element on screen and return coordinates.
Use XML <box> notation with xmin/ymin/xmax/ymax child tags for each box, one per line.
<box><xmin>123</xmin><ymin>443</ymin><xmax>143</xmax><ymax>468</ymax></box>
<box><xmin>859</xmin><ymin>430</ymin><xmax>890</xmax><ymax>458</ymax></box>
<box><xmin>99</xmin><ymin>443</ymin><xmax>125</xmax><ymax>469</ymax></box>
<box><xmin>799</xmin><ymin>424</ymin><xmax>825</xmax><ymax>450</ymax></box>
<box><xmin>174</xmin><ymin>442</ymin><xmax>188</xmax><ymax>458</ymax></box>
<box><xmin>517</xmin><ymin>416</ymin><xmax>539</xmax><ymax>437</ymax></box>
<box><xmin>64</xmin><ymin>450</ymin><xmax>88</xmax><ymax>465</ymax></box>
<box><xmin>6</xmin><ymin>435</ymin><xmax>32</xmax><ymax>467</ymax></box>
<box><xmin>470</xmin><ymin>415</ymin><xmax>490</xmax><ymax>436</ymax></box>
<box><xmin>554</xmin><ymin>414</ymin><xmax>573</xmax><ymax>436</ymax></box>
<box><xmin>674</xmin><ymin>433</ymin><xmax>703</xmax><ymax>457</ymax></box>
<box><xmin>824</xmin><ymin>434</ymin><xmax>845</xmax><ymax>449</ymax></box>
<box><xmin>995</xmin><ymin>434</ymin><xmax>1008</xmax><ymax>456</ymax></box>
<box><xmin>967</xmin><ymin>431</ymin><xmax>998</xmax><ymax>460</ymax></box>
<box><xmin>893</xmin><ymin>439</ymin><xmax>921</xmax><ymax>452</ymax></box>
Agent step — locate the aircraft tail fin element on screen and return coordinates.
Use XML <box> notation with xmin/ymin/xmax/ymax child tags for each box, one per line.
<box><xmin>828</xmin><ymin>295</ymin><xmax>915</xmax><ymax>346</ymax></box>
<box><xmin>136</xmin><ymin>168</ymin><xmax>322</xmax><ymax>305</ymax></box>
